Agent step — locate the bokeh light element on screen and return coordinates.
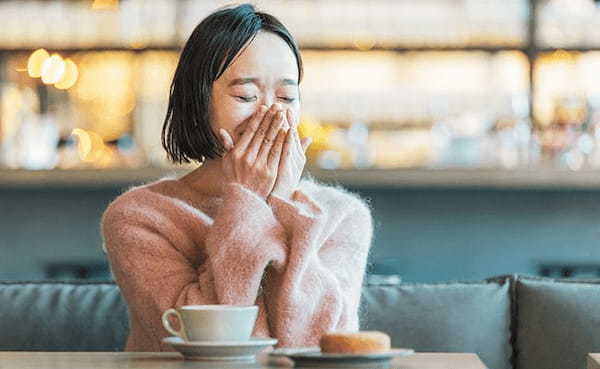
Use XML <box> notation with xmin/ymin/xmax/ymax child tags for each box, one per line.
<box><xmin>27</xmin><ymin>49</ymin><xmax>49</xmax><ymax>78</ymax></box>
<box><xmin>41</xmin><ymin>54</ymin><xmax>66</xmax><ymax>84</ymax></box>
<box><xmin>55</xmin><ymin>59</ymin><xmax>79</xmax><ymax>90</ymax></box>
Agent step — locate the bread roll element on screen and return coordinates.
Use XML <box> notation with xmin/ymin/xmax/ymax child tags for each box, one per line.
<box><xmin>320</xmin><ymin>331</ymin><xmax>391</xmax><ymax>354</ymax></box>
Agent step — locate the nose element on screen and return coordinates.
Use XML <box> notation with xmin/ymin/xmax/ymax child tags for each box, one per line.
<box><xmin>259</xmin><ymin>95</ymin><xmax>274</xmax><ymax>109</ymax></box>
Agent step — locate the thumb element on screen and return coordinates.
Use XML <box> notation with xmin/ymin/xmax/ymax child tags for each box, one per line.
<box><xmin>301</xmin><ymin>137</ymin><xmax>312</xmax><ymax>153</ymax></box>
<box><xmin>219</xmin><ymin>129</ymin><xmax>234</xmax><ymax>151</ymax></box>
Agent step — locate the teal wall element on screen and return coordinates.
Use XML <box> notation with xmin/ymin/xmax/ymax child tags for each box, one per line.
<box><xmin>358</xmin><ymin>188</ymin><xmax>600</xmax><ymax>282</ymax></box>
<box><xmin>1</xmin><ymin>185</ymin><xmax>600</xmax><ymax>282</ymax></box>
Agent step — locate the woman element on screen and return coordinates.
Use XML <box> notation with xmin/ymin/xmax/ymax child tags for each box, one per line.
<box><xmin>101</xmin><ymin>3</ymin><xmax>373</xmax><ymax>352</ymax></box>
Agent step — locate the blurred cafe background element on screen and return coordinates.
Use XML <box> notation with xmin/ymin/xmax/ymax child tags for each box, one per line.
<box><xmin>3</xmin><ymin>0</ymin><xmax>600</xmax><ymax>283</ymax></box>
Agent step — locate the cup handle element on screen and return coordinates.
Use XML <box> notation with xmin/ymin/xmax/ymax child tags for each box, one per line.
<box><xmin>162</xmin><ymin>308</ymin><xmax>186</xmax><ymax>340</ymax></box>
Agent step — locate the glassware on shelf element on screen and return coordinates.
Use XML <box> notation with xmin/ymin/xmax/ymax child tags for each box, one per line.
<box><xmin>532</xmin><ymin>50</ymin><xmax>600</xmax><ymax>169</ymax></box>
<box><xmin>537</xmin><ymin>0</ymin><xmax>600</xmax><ymax>48</ymax></box>
<box><xmin>346</xmin><ymin>122</ymin><xmax>375</xmax><ymax>169</ymax></box>
<box><xmin>0</xmin><ymin>82</ymin><xmax>45</xmax><ymax>169</ymax></box>
<box><xmin>0</xmin><ymin>0</ymin><xmax>179</xmax><ymax>50</ymax></box>
<box><xmin>120</xmin><ymin>0</ymin><xmax>177</xmax><ymax>48</ymax></box>
<box><xmin>18</xmin><ymin>112</ymin><xmax>60</xmax><ymax>170</ymax></box>
<box><xmin>301</xmin><ymin>50</ymin><xmax>528</xmax><ymax>131</ymax></box>
<box><xmin>584</xmin><ymin>97</ymin><xmax>600</xmax><ymax>168</ymax></box>
<box><xmin>430</xmin><ymin>112</ymin><xmax>493</xmax><ymax>168</ymax></box>
<box><xmin>132</xmin><ymin>51</ymin><xmax>178</xmax><ymax>168</ymax></box>
<box><xmin>0</xmin><ymin>84</ymin><xmax>60</xmax><ymax>169</ymax></box>
<box><xmin>487</xmin><ymin>115</ymin><xmax>535</xmax><ymax>169</ymax></box>
<box><xmin>533</xmin><ymin>96</ymin><xmax>587</xmax><ymax>168</ymax></box>
<box><xmin>369</xmin><ymin>128</ymin><xmax>433</xmax><ymax>169</ymax></box>
<box><xmin>178</xmin><ymin>0</ymin><xmax>527</xmax><ymax>49</ymax></box>
<box><xmin>0</xmin><ymin>0</ymin><xmax>556</xmax><ymax>172</ymax></box>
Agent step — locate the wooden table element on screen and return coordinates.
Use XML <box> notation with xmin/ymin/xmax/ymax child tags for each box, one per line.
<box><xmin>0</xmin><ymin>352</ymin><xmax>488</xmax><ymax>369</ymax></box>
<box><xmin>588</xmin><ymin>353</ymin><xmax>600</xmax><ymax>369</ymax></box>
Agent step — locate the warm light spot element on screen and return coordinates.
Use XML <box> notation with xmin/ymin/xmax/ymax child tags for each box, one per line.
<box><xmin>353</xmin><ymin>37</ymin><xmax>377</xmax><ymax>51</ymax></box>
<box><xmin>298</xmin><ymin>116</ymin><xmax>338</xmax><ymax>159</ymax></box>
<box><xmin>1</xmin><ymin>86</ymin><xmax>24</xmax><ymax>139</ymax></box>
<box><xmin>72</xmin><ymin>128</ymin><xmax>92</xmax><ymax>160</ymax></box>
<box><xmin>129</xmin><ymin>40</ymin><xmax>147</xmax><ymax>49</ymax></box>
<box><xmin>94</xmin><ymin>146</ymin><xmax>117</xmax><ymax>168</ymax></box>
<box><xmin>135</xmin><ymin>52</ymin><xmax>178</xmax><ymax>100</ymax></box>
<box><xmin>41</xmin><ymin>54</ymin><xmax>66</xmax><ymax>85</ymax></box>
<box><xmin>27</xmin><ymin>49</ymin><xmax>49</xmax><ymax>78</ymax></box>
<box><xmin>55</xmin><ymin>59</ymin><xmax>79</xmax><ymax>90</ymax></box>
<box><xmin>84</xmin><ymin>131</ymin><xmax>107</xmax><ymax>163</ymax></box>
<box><xmin>298</xmin><ymin>116</ymin><xmax>321</xmax><ymax>139</ymax></box>
<box><xmin>69</xmin><ymin>52</ymin><xmax>136</xmax><ymax>141</ymax></box>
<box><xmin>92</xmin><ymin>0</ymin><xmax>119</xmax><ymax>10</ymax></box>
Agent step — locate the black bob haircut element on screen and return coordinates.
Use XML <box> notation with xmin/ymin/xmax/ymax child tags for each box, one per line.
<box><xmin>161</xmin><ymin>3</ymin><xmax>304</xmax><ymax>164</ymax></box>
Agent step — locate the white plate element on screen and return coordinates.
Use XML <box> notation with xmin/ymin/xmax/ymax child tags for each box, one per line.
<box><xmin>270</xmin><ymin>347</ymin><xmax>414</xmax><ymax>368</ymax></box>
<box><xmin>163</xmin><ymin>336</ymin><xmax>278</xmax><ymax>361</ymax></box>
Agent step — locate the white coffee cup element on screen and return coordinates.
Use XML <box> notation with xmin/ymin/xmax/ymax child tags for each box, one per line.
<box><xmin>161</xmin><ymin>305</ymin><xmax>258</xmax><ymax>342</ymax></box>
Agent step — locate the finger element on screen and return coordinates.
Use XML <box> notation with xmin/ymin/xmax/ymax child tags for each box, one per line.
<box><xmin>256</xmin><ymin>110</ymin><xmax>284</xmax><ymax>166</ymax></box>
<box><xmin>268</xmin><ymin>126</ymin><xmax>288</xmax><ymax>172</ymax></box>
<box><xmin>246</xmin><ymin>104</ymin><xmax>280</xmax><ymax>161</ymax></box>
<box><xmin>289</xmin><ymin>126</ymin><xmax>304</xmax><ymax>156</ymax></box>
<box><xmin>301</xmin><ymin>137</ymin><xmax>313</xmax><ymax>153</ymax></box>
<box><xmin>286</xmin><ymin>109</ymin><xmax>298</xmax><ymax>129</ymax></box>
<box><xmin>281</xmin><ymin>117</ymin><xmax>290</xmax><ymax>132</ymax></box>
<box><xmin>261</xmin><ymin>109</ymin><xmax>285</xmax><ymax>151</ymax></box>
<box><xmin>234</xmin><ymin>105</ymin><xmax>269</xmax><ymax>153</ymax></box>
<box><xmin>279</xmin><ymin>128</ymin><xmax>293</xmax><ymax>169</ymax></box>
<box><xmin>286</xmin><ymin>110</ymin><xmax>301</xmax><ymax>147</ymax></box>
<box><xmin>219</xmin><ymin>129</ymin><xmax>234</xmax><ymax>151</ymax></box>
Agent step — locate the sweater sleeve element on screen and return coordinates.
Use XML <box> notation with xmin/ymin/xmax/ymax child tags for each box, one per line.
<box><xmin>101</xmin><ymin>183</ymin><xmax>286</xmax><ymax>351</ymax></box>
<box><xmin>264</xmin><ymin>187</ymin><xmax>373</xmax><ymax>347</ymax></box>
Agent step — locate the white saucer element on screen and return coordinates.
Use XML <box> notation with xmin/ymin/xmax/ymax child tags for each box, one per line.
<box><xmin>163</xmin><ymin>336</ymin><xmax>278</xmax><ymax>361</ymax></box>
<box><xmin>270</xmin><ymin>347</ymin><xmax>414</xmax><ymax>367</ymax></box>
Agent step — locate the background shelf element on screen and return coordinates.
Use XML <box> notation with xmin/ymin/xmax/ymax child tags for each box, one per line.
<box><xmin>3</xmin><ymin>167</ymin><xmax>600</xmax><ymax>190</ymax></box>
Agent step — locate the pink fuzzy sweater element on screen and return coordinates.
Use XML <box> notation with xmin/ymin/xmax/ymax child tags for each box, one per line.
<box><xmin>101</xmin><ymin>175</ymin><xmax>372</xmax><ymax>352</ymax></box>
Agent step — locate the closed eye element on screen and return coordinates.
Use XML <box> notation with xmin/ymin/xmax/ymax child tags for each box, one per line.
<box><xmin>235</xmin><ymin>96</ymin><xmax>296</xmax><ymax>103</ymax></box>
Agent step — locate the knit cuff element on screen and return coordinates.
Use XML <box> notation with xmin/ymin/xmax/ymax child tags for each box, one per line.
<box><xmin>206</xmin><ymin>182</ymin><xmax>278</xmax><ymax>257</ymax></box>
<box><xmin>268</xmin><ymin>189</ymin><xmax>325</xmax><ymax>241</ymax></box>
<box><xmin>204</xmin><ymin>183</ymin><xmax>286</xmax><ymax>305</ymax></box>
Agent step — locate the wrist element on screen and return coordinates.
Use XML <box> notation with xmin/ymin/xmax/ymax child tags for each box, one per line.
<box><xmin>227</xmin><ymin>182</ymin><xmax>269</xmax><ymax>201</ymax></box>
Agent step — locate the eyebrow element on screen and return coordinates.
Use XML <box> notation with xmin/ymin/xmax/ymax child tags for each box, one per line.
<box><xmin>228</xmin><ymin>78</ymin><xmax>297</xmax><ymax>87</ymax></box>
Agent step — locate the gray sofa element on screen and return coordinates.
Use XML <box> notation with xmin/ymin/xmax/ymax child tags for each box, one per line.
<box><xmin>2</xmin><ymin>275</ymin><xmax>600</xmax><ymax>369</ymax></box>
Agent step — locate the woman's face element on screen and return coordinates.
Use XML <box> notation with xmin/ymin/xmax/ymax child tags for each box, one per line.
<box><xmin>210</xmin><ymin>31</ymin><xmax>301</xmax><ymax>144</ymax></box>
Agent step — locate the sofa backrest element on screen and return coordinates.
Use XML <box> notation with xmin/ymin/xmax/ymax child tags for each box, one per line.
<box><xmin>6</xmin><ymin>276</ymin><xmax>600</xmax><ymax>369</ymax></box>
<box><xmin>0</xmin><ymin>278</ymin><xmax>513</xmax><ymax>369</ymax></box>
<box><xmin>360</xmin><ymin>277</ymin><xmax>513</xmax><ymax>369</ymax></box>
<box><xmin>515</xmin><ymin>275</ymin><xmax>600</xmax><ymax>369</ymax></box>
<box><xmin>0</xmin><ymin>281</ymin><xmax>127</xmax><ymax>351</ymax></box>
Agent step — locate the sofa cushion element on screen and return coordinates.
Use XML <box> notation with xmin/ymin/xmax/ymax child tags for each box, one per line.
<box><xmin>0</xmin><ymin>281</ymin><xmax>128</xmax><ymax>351</ymax></box>
<box><xmin>516</xmin><ymin>276</ymin><xmax>600</xmax><ymax>369</ymax></box>
<box><xmin>360</xmin><ymin>277</ymin><xmax>512</xmax><ymax>369</ymax></box>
